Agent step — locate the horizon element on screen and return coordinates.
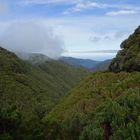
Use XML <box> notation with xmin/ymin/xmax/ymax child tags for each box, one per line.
<box><xmin>0</xmin><ymin>0</ymin><xmax>140</xmax><ymax>60</ymax></box>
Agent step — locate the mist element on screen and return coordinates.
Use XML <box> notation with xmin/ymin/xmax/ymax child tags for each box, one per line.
<box><xmin>0</xmin><ymin>21</ymin><xmax>64</xmax><ymax>59</ymax></box>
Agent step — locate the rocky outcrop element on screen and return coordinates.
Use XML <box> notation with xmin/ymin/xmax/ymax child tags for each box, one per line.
<box><xmin>109</xmin><ymin>26</ymin><xmax>140</xmax><ymax>72</ymax></box>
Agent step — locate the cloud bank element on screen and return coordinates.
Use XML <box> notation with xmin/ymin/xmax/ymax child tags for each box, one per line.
<box><xmin>106</xmin><ymin>10</ymin><xmax>139</xmax><ymax>16</ymax></box>
<box><xmin>0</xmin><ymin>22</ymin><xmax>64</xmax><ymax>59</ymax></box>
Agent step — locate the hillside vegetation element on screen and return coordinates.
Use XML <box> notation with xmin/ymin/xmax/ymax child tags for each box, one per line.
<box><xmin>93</xmin><ymin>59</ymin><xmax>111</xmax><ymax>71</ymax></box>
<box><xmin>45</xmin><ymin>72</ymin><xmax>140</xmax><ymax>140</ymax></box>
<box><xmin>44</xmin><ymin>26</ymin><xmax>140</xmax><ymax>140</ymax></box>
<box><xmin>0</xmin><ymin>25</ymin><xmax>140</xmax><ymax>140</ymax></box>
<box><xmin>0</xmin><ymin>47</ymin><xmax>88</xmax><ymax>139</ymax></box>
<box><xmin>109</xmin><ymin>26</ymin><xmax>140</xmax><ymax>72</ymax></box>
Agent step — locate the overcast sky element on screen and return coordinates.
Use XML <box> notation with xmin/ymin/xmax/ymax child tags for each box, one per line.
<box><xmin>0</xmin><ymin>0</ymin><xmax>140</xmax><ymax>60</ymax></box>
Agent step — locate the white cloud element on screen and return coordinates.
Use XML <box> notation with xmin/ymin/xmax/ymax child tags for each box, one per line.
<box><xmin>20</xmin><ymin>0</ymin><xmax>140</xmax><ymax>17</ymax></box>
<box><xmin>0</xmin><ymin>22</ymin><xmax>64</xmax><ymax>59</ymax></box>
<box><xmin>41</xmin><ymin>15</ymin><xmax>139</xmax><ymax>53</ymax></box>
<box><xmin>63</xmin><ymin>1</ymin><xmax>108</xmax><ymax>14</ymax></box>
<box><xmin>106</xmin><ymin>10</ymin><xmax>139</xmax><ymax>16</ymax></box>
<box><xmin>63</xmin><ymin>1</ymin><xmax>140</xmax><ymax>15</ymax></box>
<box><xmin>0</xmin><ymin>4</ymin><xmax>140</xmax><ymax>60</ymax></box>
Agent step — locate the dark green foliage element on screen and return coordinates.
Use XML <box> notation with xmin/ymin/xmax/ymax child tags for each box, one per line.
<box><xmin>109</xmin><ymin>26</ymin><xmax>140</xmax><ymax>72</ymax></box>
<box><xmin>0</xmin><ymin>106</ymin><xmax>21</xmax><ymax>140</ymax></box>
<box><xmin>1</xmin><ymin>25</ymin><xmax>140</xmax><ymax>140</ymax></box>
<box><xmin>46</xmin><ymin>72</ymin><xmax>140</xmax><ymax>140</ymax></box>
<box><xmin>0</xmin><ymin>47</ymin><xmax>88</xmax><ymax>118</ymax></box>
<box><xmin>0</xmin><ymin>47</ymin><xmax>88</xmax><ymax>139</ymax></box>
<box><xmin>80</xmin><ymin>89</ymin><xmax>140</xmax><ymax>140</ymax></box>
<box><xmin>0</xmin><ymin>47</ymin><xmax>28</xmax><ymax>74</ymax></box>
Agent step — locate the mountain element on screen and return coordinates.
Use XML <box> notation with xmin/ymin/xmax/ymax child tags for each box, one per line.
<box><xmin>43</xmin><ymin>27</ymin><xmax>140</xmax><ymax>140</ymax></box>
<box><xmin>93</xmin><ymin>59</ymin><xmax>112</xmax><ymax>71</ymax></box>
<box><xmin>16</xmin><ymin>52</ymin><xmax>50</xmax><ymax>64</ymax></box>
<box><xmin>0</xmin><ymin>47</ymin><xmax>88</xmax><ymax>139</ymax></box>
<box><xmin>46</xmin><ymin>72</ymin><xmax>140</xmax><ymax>140</ymax></box>
<box><xmin>60</xmin><ymin>57</ymin><xmax>112</xmax><ymax>71</ymax></box>
<box><xmin>109</xmin><ymin>26</ymin><xmax>140</xmax><ymax>72</ymax></box>
<box><xmin>1</xmin><ymin>26</ymin><xmax>140</xmax><ymax>140</ymax></box>
<box><xmin>60</xmin><ymin>57</ymin><xmax>101</xmax><ymax>69</ymax></box>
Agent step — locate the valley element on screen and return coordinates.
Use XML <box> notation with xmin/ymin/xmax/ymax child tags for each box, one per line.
<box><xmin>0</xmin><ymin>23</ymin><xmax>140</xmax><ymax>140</ymax></box>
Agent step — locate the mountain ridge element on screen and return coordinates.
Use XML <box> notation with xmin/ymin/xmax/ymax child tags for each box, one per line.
<box><xmin>60</xmin><ymin>56</ymin><xmax>111</xmax><ymax>70</ymax></box>
<box><xmin>43</xmin><ymin>26</ymin><xmax>140</xmax><ymax>140</ymax></box>
<box><xmin>0</xmin><ymin>46</ymin><xmax>89</xmax><ymax>139</ymax></box>
<box><xmin>109</xmin><ymin>26</ymin><xmax>140</xmax><ymax>72</ymax></box>
<box><xmin>0</xmin><ymin>25</ymin><xmax>140</xmax><ymax>140</ymax></box>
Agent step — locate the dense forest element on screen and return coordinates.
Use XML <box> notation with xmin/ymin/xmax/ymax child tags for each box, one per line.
<box><xmin>0</xmin><ymin>47</ymin><xmax>88</xmax><ymax>139</ymax></box>
<box><xmin>0</xmin><ymin>26</ymin><xmax>140</xmax><ymax>140</ymax></box>
<box><xmin>46</xmin><ymin>72</ymin><xmax>140</xmax><ymax>140</ymax></box>
<box><xmin>46</xmin><ymin>26</ymin><xmax>140</xmax><ymax>140</ymax></box>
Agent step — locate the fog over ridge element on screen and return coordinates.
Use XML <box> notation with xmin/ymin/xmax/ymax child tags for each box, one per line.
<box><xmin>0</xmin><ymin>21</ymin><xmax>64</xmax><ymax>59</ymax></box>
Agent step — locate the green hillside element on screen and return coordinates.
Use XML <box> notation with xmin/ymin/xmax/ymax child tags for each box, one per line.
<box><xmin>93</xmin><ymin>59</ymin><xmax>112</xmax><ymax>71</ymax></box>
<box><xmin>45</xmin><ymin>72</ymin><xmax>140</xmax><ymax>140</ymax></box>
<box><xmin>0</xmin><ymin>26</ymin><xmax>140</xmax><ymax>140</ymax></box>
<box><xmin>0</xmin><ymin>47</ymin><xmax>88</xmax><ymax>139</ymax></box>
<box><xmin>44</xmin><ymin>26</ymin><xmax>140</xmax><ymax>140</ymax></box>
<box><xmin>109</xmin><ymin>26</ymin><xmax>140</xmax><ymax>72</ymax></box>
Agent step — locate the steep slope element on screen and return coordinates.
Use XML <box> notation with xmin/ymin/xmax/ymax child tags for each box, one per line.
<box><xmin>0</xmin><ymin>48</ymin><xmax>87</xmax><ymax>116</ymax></box>
<box><xmin>60</xmin><ymin>57</ymin><xmax>111</xmax><ymax>71</ymax></box>
<box><xmin>45</xmin><ymin>27</ymin><xmax>140</xmax><ymax>140</ymax></box>
<box><xmin>93</xmin><ymin>59</ymin><xmax>112</xmax><ymax>71</ymax></box>
<box><xmin>109</xmin><ymin>26</ymin><xmax>140</xmax><ymax>72</ymax></box>
<box><xmin>1</xmin><ymin>25</ymin><xmax>140</xmax><ymax>140</ymax></box>
<box><xmin>16</xmin><ymin>52</ymin><xmax>50</xmax><ymax>64</ymax></box>
<box><xmin>45</xmin><ymin>72</ymin><xmax>140</xmax><ymax>140</ymax></box>
<box><xmin>0</xmin><ymin>47</ymin><xmax>89</xmax><ymax>139</ymax></box>
<box><xmin>60</xmin><ymin>57</ymin><xmax>101</xmax><ymax>69</ymax></box>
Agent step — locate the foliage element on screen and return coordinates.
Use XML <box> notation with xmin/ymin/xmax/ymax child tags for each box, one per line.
<box><xmin>109</xmin><ymin>26</ymin><xmax>140</xmax><ymax>72</ymax></box>
<box><xmin>0</xmin><ymin>47</ymin><xmax>88</xmax><ymax>139</ymax></box>
<box><xmin>0</xmin><ymin>106</ymin><xmax>21</xmax><ymax>140</ymax></box>
<box><xmin>80</xmin><ymin>89</ymin><xmax>140</xmax><ymax>140</ymax></box>
<box><xmin>46</xmin><ymin>72</ymin><xmax>140</xmax><ymax>140</ymax></box>
<box><xmin>1</xmin><ymin>25</ymin><xmax>140</xmax><ymax>139</ymax></box>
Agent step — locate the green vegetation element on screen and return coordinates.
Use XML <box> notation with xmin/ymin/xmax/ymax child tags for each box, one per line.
<box><xmin>109</xmin><ymin>26</ymin><xmax>140</xmax><ymax>72</ymax></box>
<box><xmin>0</xmin><ymin>47</ymin><xmax>88</xmax><ymax>139</ymax></box>
<box><xmin>0</xmin><ymin>26</ymin><xmax>140</xmax><ymax>139</ymax></box>
<box><xmin>43</xmin><ymin>26</ymin><xmax>140</xmax><ymax>140</ymax></box>
<box><xmin>45</xmin><ymin>72</ymin><xmax>140</xmax><ymax>140</ymax></box>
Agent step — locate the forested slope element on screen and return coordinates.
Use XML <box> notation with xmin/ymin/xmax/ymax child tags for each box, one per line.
<box><xmin>0</xmin><ymin>47</ymin><xmax>88</xmax><ymax>139</ymax></box>
<box><xmin>46</xmin><ymin>72</ymin><xmax>140</xmax><ymax>140</ymax></box>
<box><xmin>0</xmin><ymin>25</ymin><xmax>140</xmax><ymax>140</ymax></box>
<box><xmin>44</xmin><ymin>26</ymin><xmax>140</xmax><ymax>140</ymax></box>
<box><xmin>109</xmin><ymin>26</ymin><xmax>140</xmax><ymax>72</ymax></box>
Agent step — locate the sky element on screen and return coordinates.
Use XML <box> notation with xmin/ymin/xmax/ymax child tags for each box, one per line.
<box><xmin>0</xmin><ymin>0</ymin><xmax>140</xmax><ymax>60</ymax></box>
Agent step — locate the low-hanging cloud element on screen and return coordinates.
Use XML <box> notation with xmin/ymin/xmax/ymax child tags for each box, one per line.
<box><xmin>0</xmin><ymin>21</ymin><xmax>64</xmax><ymax>59</ymax></box>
